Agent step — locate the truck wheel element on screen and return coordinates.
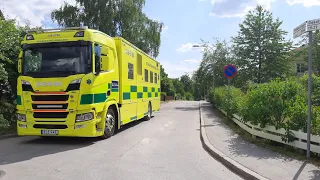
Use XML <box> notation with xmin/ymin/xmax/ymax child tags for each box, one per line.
<box><xmin>144</xmin><ymin>102</ymin><xmax>152</xmax><ymax>121</ymax></box>
<box><xmin>102</xmin><ymin>107</ymin><xmax>116</xmax><ymax>139</ymax></box>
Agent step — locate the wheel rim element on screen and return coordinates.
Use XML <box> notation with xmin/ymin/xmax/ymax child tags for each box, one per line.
<box><xmin>106</xmin><ymin>112</ymin><xmax>115</xmax><ymax>132</ymax></box>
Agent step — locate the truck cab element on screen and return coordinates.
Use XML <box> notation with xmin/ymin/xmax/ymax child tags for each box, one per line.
<box><xmin>16</xmin><ymin>26</ymin><xmax>120</xmax><ymax>138</ymax></box>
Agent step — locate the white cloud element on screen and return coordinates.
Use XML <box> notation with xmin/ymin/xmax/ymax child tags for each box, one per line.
<box><xmin>0</xmin><ymin>0</ymin><xmax>76</xmax><ymax>27</ymax></box>
<box><xmin>160</xmin><ymin>61</ymin><xmax>199</xmax><ymax>78</ymax></box>
<box><xmin>163</xmin><ymin>25</ymin><xmax>169</xmax><ymax>31</ymax></box>
<box><xmin>181</xmin><ymin>59</ymin><xmax>202</xmax><ymax>64</ymax></box>
<box><xmin>286</xmin><ymin>0</ymin><xmax>320</xmax><ymax>7</ymax></box>
<box><xmin>176</xmin><ymin>43</ymin><xmax>205</xmax><ymax>53</ymax></box>
<box><xmin>209</xmin><ymin>0</ymin><xmax>274</xmax><ymax>18</ymax></box>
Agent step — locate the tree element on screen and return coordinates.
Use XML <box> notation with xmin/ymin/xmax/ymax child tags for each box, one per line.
<box><xmin>180</xmin><ymin>73</ymin><xmax>194</xmax><ymax>95</ymax></box>
<box><xmin>0</xmin><ymin>16</ymin><xmax>27</xmax><ymax>126</ymax></box>
<box><xmin>0</xmin><ymin>10</ymin><xmax>4</xmax><ymax>20</ymax></box>
<box><xmin>172</xmin><ymin>78</ymin><xmax>185</xmax><ymax>98</ymax></box>
<box><xmin>51</xmin><ymin>0</ymin><xmax>163</xmax><ymax>58</ymax></box>
<box><xmin>193</xmin><ymin>39</ymin><xmax>235</xmax><ymax>98</ymax></box>
<box><xmin>232</xmin><ymin>5</ymin><xmax>292</xmax><ymax>84</ymax></box>
<box><xmin>295</xmin><ymin>30</ymin><xmax>320</xmax><ymax>75</ymax></box>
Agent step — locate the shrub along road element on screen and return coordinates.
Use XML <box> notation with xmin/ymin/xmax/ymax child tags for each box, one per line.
<box><xmin>201</xmin><ymin>101</ymin><xmax>320</xmax><ymax>180</ymax></box>
<box><xmin>0</xmin><ymin>101</ymin><xmax>242</xmax><ymax>180</ymax></box>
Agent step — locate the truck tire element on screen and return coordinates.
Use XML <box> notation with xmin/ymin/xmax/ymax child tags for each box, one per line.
<box><xmin>144</xmin><ymin>102</ymin><xmax>152</xmax><ymax>121</ymax></box>
<box><xmin>102</xmin><ymin>107</ymin><xmax>116</xmax><ymax>139</ymax></box>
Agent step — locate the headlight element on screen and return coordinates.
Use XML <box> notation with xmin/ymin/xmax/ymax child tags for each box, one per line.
<box><xmin>70</xmin><ymin>79</ymin><xmax>81</xmax><ymax>84</ymax></box>
<box><xmin>17</xmin><ymin>113</ymin><xmax>26</xmax><ymax>122</ymax></box>
<box><xmin>21</xmin><ymin>80</ymin><xmax>31</xmax><ymax>85</ymax></box>
<box><xmin>66</xmin><ymin>79</ymin><xmax>81</xmax><ymax>92</ymax></box>
<box><xmin>76</xmin><ymin>112</ymin><xmax>94</xmax><ymax>122</ymax></box>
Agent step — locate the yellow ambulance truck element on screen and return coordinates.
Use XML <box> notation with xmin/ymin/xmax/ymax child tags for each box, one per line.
<box><xmin>16</xmin><ymin>26</ymin><xmax>161</xmax><ymax>138</ymax></box>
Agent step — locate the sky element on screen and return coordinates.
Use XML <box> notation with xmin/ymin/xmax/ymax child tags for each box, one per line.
<box><xmin>1</xmin><ymin>0</ymin><xmax>320</xmax><ymax>78</ymax></box>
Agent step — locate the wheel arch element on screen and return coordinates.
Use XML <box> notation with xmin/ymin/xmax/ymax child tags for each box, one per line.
<box><xmin>104</xmin><ymin>100</ymin><xmax>120</xmax><ymax>130</ymax></box>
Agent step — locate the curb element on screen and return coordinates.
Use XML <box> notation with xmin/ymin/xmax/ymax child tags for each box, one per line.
<box><xmin>199</xmin><ymin>101</ymin><xmax>269</xmax><ymax>180</ymax></box>
<box><xmin>0</xmin><ymin>133</ymin><xmax>18</xmax><ymax>140</ymax></box>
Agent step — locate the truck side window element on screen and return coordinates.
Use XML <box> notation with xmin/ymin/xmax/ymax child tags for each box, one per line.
<box><xmin>128</xmin><ymin>63</ymin><xmax>134</xmax><ymax>79</ymax></box>
<box><xmin>94</xmin><ymin>44</ymin><xmax>101</xmax><ymax>73</ymax></box>
<box><xmin>155</xmin><ymin>73</ymin><xmax>158</xmax><ymax>84</ymax></box>
<box><xmin>145</xmin><ymin>69</ymin><xmax>148</xmax><ymax>82</ymax></box>
<box><xmin>137</xmin><ymin>54</ymin><xmax>142</xmax><ymax>75</ymax></box>
<box><xmin>150</xmin><ymin>71</ymin><xmax>153</xmax><ymax>83</ymax></box>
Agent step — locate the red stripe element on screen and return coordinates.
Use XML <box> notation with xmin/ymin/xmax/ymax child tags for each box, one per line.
<box><xmin>33</xmin><ymin>92</ymin><xmax>67</xmax><ymax>95</ymax></box>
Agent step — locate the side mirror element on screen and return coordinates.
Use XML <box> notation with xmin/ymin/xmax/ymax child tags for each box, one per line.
<box><xmin>18</xmin><ymin>51</ymin><xmax>22</xmax><ymax>73</ymax></box>
<box><xmin>100</xmin><ymin>47</ymin><xmax>114</xmax><ymax>71</ymax></box>
<box><xmin>101</xmin><ymin>46</ymin><xmax>109</xmax><ymax>56</ymax></box>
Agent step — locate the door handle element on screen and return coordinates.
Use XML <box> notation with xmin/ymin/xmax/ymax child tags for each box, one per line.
<box><xmin>107</xmin><ymin>90</ymin><xmax>111</xmax><ymax>96</ymax></box>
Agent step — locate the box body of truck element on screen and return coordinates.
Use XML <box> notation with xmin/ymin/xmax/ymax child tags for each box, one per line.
<box><xmin>16</xmin><ymin>27</ymin><xmax>160</xmax><ymax>138</ymax></box>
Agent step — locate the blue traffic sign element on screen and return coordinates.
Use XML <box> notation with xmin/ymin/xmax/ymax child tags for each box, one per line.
<box><xmin>224</xmin><ymin>64</ymin><xmax>237</xmax><ymax>79</ymax></box>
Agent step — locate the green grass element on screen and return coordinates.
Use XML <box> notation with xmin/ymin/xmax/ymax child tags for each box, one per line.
<box><xmin>216</xmin><ymin>107</ymin><xmax>320</xmax><ymax>167</ymax></box>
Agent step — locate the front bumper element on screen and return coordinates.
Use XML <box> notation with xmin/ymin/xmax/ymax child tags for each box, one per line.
<box><xmin>17</xmin><ymin>118</ymin><xmax>103</xmax><ymax>137</ymax></box>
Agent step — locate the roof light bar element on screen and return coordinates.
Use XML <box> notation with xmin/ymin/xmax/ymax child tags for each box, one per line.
<box><xmin>27</xmin><ymin>26</ymin><xmax>88</xmax><ymax>33</ymax></box>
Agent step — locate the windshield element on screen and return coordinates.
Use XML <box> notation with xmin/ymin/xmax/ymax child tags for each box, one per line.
<box><xmin>22</xmin><ymin>43</ymin><xmax>91</xmax><ymax>77</ymax></box>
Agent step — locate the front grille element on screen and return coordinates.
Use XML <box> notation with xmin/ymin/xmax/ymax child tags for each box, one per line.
<box><xmin>33</xmin><ymin>124</ymin><xmax>68</xmax><ymax>129</ymax></box>
<box><xmin>32</xmin><ymin>95</ymin><xmax>69</xmax><ymax>101</ymax></box>
<box><xmin>32</xmin><ymin>104</ymin><xmax>68</xmax><ymax>109</ymax></box>
<box><xmin>33</xmin><ymin>112</ymin><xmax>68</xmax><ymax>118</ymax></box>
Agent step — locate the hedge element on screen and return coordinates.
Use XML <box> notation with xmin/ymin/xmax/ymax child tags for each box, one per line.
<box><xmin>209</xmin><ymin>76</ymin><xmax>320</xmax><ymax>137</ymax></box>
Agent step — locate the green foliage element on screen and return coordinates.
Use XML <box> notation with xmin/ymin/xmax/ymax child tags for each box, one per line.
<box><xmin>300</xmin><ymin>74</ymin><xmax>320</xmax><ymax>106</ymax></box>
<box><xmin>51</xmin><ymin>0</ymin><xmax>163</xmax><ymax>58</ymax></box>
<box><xmin>180</xmin><ymin>74</ymin><xmax>194</xmax><ymax>95</ymax></box>
<box><xmin>172</xmin><ymin>78</ymin><xmax>185</xmax><ymax>97</ymax></box>
<box><xmin>232</xmin><ymin>5</ymin><xmax>292</xmax><ymax>84</ymax></box>
<box><xmin>185</xmin><ymin>92</ymin><xmax>194</xmax><ymax>101</ymax></box>
<box><xmin>241</xmin><ymin>78</ymin><xmax>305</xmax><ymax>129</ymax></box>
<box><xmin>0</xmin><ymin>16</ymin><xmax>28</xmax><ymax>127</ymax></box>
<box><xmin>209</xmin><ymin>86</ymin><xmax>244</xmax><ymax>116</ymax></box>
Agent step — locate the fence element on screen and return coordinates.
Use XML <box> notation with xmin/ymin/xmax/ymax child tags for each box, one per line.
<box><xmin>213</xmin><ymin>105</ymin><xmax>320</xmax><ymax>154</ymax></box>
<box><xmin>161</xmin><ymin>95</ymin><xmax>174</xmax><ymax>101</ymax></box>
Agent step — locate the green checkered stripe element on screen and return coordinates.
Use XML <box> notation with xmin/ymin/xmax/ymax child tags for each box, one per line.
<box><xmin>80</xmin><ymin>82</ymin><xmax>119</xmax><ymax>105</ymax></box>
<box><xmin>123</xmin><ymin>86</ymin><xmax>160</xmax><ymax>100</ymax></box>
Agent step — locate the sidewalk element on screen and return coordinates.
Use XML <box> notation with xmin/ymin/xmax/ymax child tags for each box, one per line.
<box><xmin>201</xmin><ymin>101</ymin><xmax>320</xmax><ymax>180</ymax></box>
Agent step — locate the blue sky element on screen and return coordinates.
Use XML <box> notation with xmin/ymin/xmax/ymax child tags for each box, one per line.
<box><xmin>1</xmin><ymin>0</ymin><xmax>320</xmax><ymax>78</ymax></box>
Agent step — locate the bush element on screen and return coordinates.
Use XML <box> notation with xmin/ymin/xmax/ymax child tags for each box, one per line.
<box><xmin>240</xmin><ymin>78</ymin><xmax>306</xmax><ymax>130</ymax></box>
<box><xmin>185</xmin><ymin>92</ymin><xmax>194</xmax><ymax>101</ymax></box>
<box><xmin>209</xmin><ymin>86</ymin><xmax>244</xmax><ymax>116</ymax></box>
<box><xmin>208</xmin><ymin>76</ymin><xmax>320</xmax><ymax>138</ymax></box>
<box><xmin>300</xmin><ymin>74</ymin><xmax>320</xmax><ymax>106</ymax></box>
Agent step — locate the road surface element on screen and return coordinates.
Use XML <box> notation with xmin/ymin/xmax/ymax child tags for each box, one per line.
<box><xmin>0</xmin><ymin>101</ymin><xmax>242</xmax><ymax>180</ymax></box>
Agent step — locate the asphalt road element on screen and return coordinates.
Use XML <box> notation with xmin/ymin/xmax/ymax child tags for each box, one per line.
<box><xmin>0</xmin><ymin>101</ymin><xmax>242</xmax><ymax>180</ymax></box>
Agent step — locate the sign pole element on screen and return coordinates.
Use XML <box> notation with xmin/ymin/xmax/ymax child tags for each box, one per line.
<box><xmin>227</xmin><ymin>78</ymin><xmax>230</xmax><ymax>120</ymax></box>
<box><xmin>307</xmin><ymin>30</ymin><xmax>313</xmax><ymax>160</ymax></box>
<box><xmin>293</xmin><ymin>18</ymin><xmax>319</xmax><ymax>160</ymax></box>
<box><xmin>224</xmin><ymin>64</ymin><xmax>237</xmax><ymax>120</ymax></box>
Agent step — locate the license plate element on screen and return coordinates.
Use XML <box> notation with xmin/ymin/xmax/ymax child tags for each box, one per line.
<box><xmin>41</xmin><ymin>130</ymin><xmax>59</xmax><ymax>135</ymax></box>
